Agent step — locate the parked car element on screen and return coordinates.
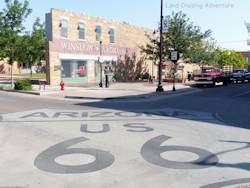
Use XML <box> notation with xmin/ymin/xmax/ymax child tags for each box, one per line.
<box><xmin>193</xmin><ymin>66</ymin><xmax>231</xmax><ymax>87</ymax></box>
<box><xmin>231</xmin><ymin>69</ymin><xmax>247</xmax><ymax>83</ymax></box>
<box><xmin>245</xmin><ymin>72</ymin><xmax>250</xmax><ymax>82</ymax></box>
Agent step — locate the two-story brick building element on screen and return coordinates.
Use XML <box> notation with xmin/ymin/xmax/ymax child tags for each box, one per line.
<box><xmin>45</xmin><ymin>9</ymin><xmax>153</xmax><ymax>85</ymax></box>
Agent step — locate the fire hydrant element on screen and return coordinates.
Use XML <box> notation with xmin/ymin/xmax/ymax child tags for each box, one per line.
<box><xmin>60</xmin><ymin>81</ymin><xmax>65</xmax><ymax>91</ymax></box>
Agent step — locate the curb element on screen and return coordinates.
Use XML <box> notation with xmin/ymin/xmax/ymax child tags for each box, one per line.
<box><xmin>2</xmin><ymin>89</ymin><xmax>60</xmax><ymax>96</ymax></box>
<box><xmin>65</xmin><ymin>96</ymin><xmax>149</xmax><ymax>100</ymax></box>
<box><xmin>64</xmin><ymin>87</ymin><xmax>201</xmax><ymax>102</ymax></box>
<box><xmin>0</xmin><ymin>86</ymin><xmax>200</xmax><ymax>102</ymax></box>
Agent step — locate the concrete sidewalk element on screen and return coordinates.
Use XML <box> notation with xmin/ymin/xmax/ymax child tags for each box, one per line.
<box><xmin>0</xmin><ymin>80</ymin><xmax>196</xmax><ymax>100</ymax></box>
<box><xmin>32</xmin><ymin>82</ymin><xmax>194</xmax><ymax>99</ymax></box>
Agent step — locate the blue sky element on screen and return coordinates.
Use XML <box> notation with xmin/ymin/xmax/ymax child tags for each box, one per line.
<box><xmin>1</xmin><ymin>0</ymin><xmax>250</xmax><ymax>51</ymax></box>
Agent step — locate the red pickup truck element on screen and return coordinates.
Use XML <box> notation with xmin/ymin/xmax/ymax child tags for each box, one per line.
<box><xmin>193</xmin><ymin>67</ymin><xmax>231</xmax><ymax>87</ymax></box>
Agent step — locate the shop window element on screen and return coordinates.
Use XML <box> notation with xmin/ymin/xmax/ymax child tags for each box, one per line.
<box><xmin>95</xmin><ymin>25</ymin><xmax>102</xmax><ymax>41</ymax></box>
<box><xmin>109</xmin><ymin>28</ymin><xmax>115</xmax><ymax>43</ymax></box>
<box><xmin>61</xmin><ymin>60</ymin><xmax>87</xmax><ymax>79</ymax></box>
<box><xmin>59</xmin><ymin>19</ymin><xmax>68</xmax><ymax>38</ymax></box>
<box><xmin>78</xmin><ymin>22</ymin><xmax>85</xmax><ymax>40</ymax></box>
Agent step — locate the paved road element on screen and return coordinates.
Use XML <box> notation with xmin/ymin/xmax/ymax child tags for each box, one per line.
<box><xmin>81</xmin><ymin>83</ymin><xmax>250</xmax><ymax>129</ymax></box>
<box><xmin>0</xmin><ymin>84</ymin><xmax>250</xmax><ymax>188</ymax></box>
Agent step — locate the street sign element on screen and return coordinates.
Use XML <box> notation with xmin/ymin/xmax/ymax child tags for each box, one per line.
<box><xmin>170</xmin><ymin>51</ymin><xmax>179</xmax><ymax>62</ymax></box>
<box><xmin>163</xmin><ymin>17</ymin><xmax>169</xmax><ymax>33</ymax></box>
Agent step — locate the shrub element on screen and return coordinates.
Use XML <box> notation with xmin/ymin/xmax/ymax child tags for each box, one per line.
<box><xmin>114</xmin><ymin>53</ymin><xmax>148</xmax><ymax>81</ymax></box>
<box><xmin>14</xmin><ymin>80</ymin><xmax>32</xmax><ymax>91</ymax></box>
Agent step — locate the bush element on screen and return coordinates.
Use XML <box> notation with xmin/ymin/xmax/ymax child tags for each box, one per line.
<box><xmin>14</xmin><ymin>80</ymin><xmax>32</xmax><ymax>91</ymax></box>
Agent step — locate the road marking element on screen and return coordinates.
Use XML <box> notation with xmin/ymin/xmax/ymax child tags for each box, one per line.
<box><xmin>1</xmin><ymin>108</ymin><xmax>250</xmax><ymax>187</ymax></box>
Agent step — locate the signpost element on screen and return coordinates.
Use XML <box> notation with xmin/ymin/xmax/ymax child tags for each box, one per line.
<box><xmin>170</xmin><ymin>51</ymin><xmax>179</xmax><ymax>62</ymax></box>
<box><xmin>170</xmin><ymin>51</ymin><xmax>180</xmax><ymax>91</ymax></box>
<box><xmin>99</xmin><ymin>41</ymin><xmax>103</xmax><ymax>88</ymax></box>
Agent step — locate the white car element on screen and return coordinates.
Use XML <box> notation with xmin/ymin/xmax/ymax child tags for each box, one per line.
<box><xmin>231</xmin><ymin>69</ymin><xmax>247</xmax><ymax>83</ymax></box>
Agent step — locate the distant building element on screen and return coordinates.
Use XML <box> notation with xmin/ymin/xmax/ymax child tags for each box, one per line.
<box><xmin>45</xmin><ymin>9</ymin><xmax>153</xmax><ymax>85</ymax></box>
<box><xmin>0</xmin><ymin>60</ymin><xmax>19</xmax><ymax>74</ymax></box>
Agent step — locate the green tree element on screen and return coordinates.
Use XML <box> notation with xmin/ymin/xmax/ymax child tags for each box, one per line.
<box><xmin>167</xmin><ymin>12</ymin><xmax>212</xmax><ymax>55</ymax></box>
<box><xmin>31</xmin><ymin>18</ymin><xmax>46</xmax><ymax>64</ymax></box>
<box><xmin>185</xmin><ymin>39</ymin><xmax>220</xmax><ymax>66</ymax></box>
<box><xmin>141</xmin><ymin>12</ymin><xmax>212</xmax><ymax>65</ymax></box>
<box><xmin>217</xmin><ymin>50</ymin><xmax>248</xmax><ymax>68</ymax></box>
<box><xmin>0</xmin><ymin>0</ymin><xmax>32</xmax><ymax>87</ymax></box>
<box><xmin>16</xmin><ymin>18</ymin><xmax>46</xmax><ymax>78</ymax></box>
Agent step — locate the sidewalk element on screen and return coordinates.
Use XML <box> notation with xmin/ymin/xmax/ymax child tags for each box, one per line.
<box><xmin>35</xmin><ymin>82</ymin><xmax>195</xmax><ymax>99</ymax></box>
<box><xmin>0</xmin><ymin>80</ymin><xmax>196</xmax><ymax>100</ymax></box>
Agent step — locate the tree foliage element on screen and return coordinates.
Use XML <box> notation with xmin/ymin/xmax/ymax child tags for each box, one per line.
<box><xmin>185</xmin><ymin>40</ymin><xmax>220</xmax><ymax>66</ymax></box>
<box><xmin>16</xmin><ymin>18</ymin><xmax>46</xmax><ymax>77</ymax></box>
<box><xmin>0</xmin><ymin>0</ymin><xmax>31</xmax><ymax>86</ymax></box>
<box><xmin>0</xmin><ymin>0</ymin><xmax>32</xmax><ymax>62</ymax></box>
<box><xmin>141</xmin><ymin>12</ymin><xmax>216</xmax><ymax>66</ymax></box>
<box><xmin>167</xmin><ymin>12</ymin><xmax>212</xmax><ymax>54</ymax></box>
<box><xmin>0</xmin><ymin>1</ymin><xmax>46</xmax><ymax>79</ymax></box>
<box><xmin>217</xmin><ymin>50</ymin><xmax>248</xmax><ymax>68</ymax></box>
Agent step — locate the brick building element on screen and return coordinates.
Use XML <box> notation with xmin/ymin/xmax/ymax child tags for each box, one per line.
<box><xmin>45</xmin><ymin>9</ymin><xmax>153</xmax><ymax>85</ymax></box>
<box><xmin>0</xmin><ymin>61</ymin><xmax>20</xmax><ymax>74</ymax></box>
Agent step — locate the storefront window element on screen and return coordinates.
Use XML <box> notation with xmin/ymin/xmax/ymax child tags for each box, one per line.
<box><xmin>109</xmin><ymin>28</ymin><xmax>115</xmax><ymax>43</ymax></box>
<box><xmin>78</xmin><ymin>22</ymin><xmax>85</xmax><ymax>40</ymax></box>
<box><xmin>60</xmin><ymin>19</ymin><xmax>68</xmax><ymax>38</ymax></box>
<box><xmin>61</xmin><ymin>60</ymin><xmax>87</xmax><ymax>82</ymax></box>
<box><xmin>95</xmin><ymin>25</ymin><xmax>102</xmax><ymax>41</ymax></box>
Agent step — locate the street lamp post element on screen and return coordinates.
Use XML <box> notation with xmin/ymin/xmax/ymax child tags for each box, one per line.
<box><xmin>156</xmin><ymin>0</ymin><xmax>164</xmax><ymax>92</ymax></box>
<box><xmin>99</xmin><ymin>41</ymin><xmax>103</xmax><ymax>88</ymax></box>
<box><xmin>152</xmin><ymin>30</ymin><xmax>157</xmax><ymax>83</ymax></box>
<box><xmin>173</xmin><ymin>62</ymin><xmax>176</xmax><ymax>91</ymax></box>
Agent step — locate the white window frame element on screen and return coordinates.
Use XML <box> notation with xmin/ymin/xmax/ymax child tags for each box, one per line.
<box><xmin>78</xmin><ymin>22</ymin><xmax>86</xmax><ymax>40</ymax></box>
<box><xmin>59</xmin><ymin>18</ymin><xmax>69</xmax><ymax>38</ymax></box>
<box><xmin>95</xmin><ymin>24</ymin><xmax>102</xmax><ymax>42</ymax></box>
<box><xmin>109</xmin><ymin>27</ymin><xmax>116</xmax><ymax>44</ymax></box>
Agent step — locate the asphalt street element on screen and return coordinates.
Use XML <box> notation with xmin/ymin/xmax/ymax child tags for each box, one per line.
<box><xmin>0</xmin><ymin>83</ymin><xmax>250</xmax><ymax>188</ymax></box>
<box><xmin>1</xmin><ymin>83</ymin><xmax>248</xmax><ymax>129</ymax></box>
<box><xmin>81</xmin><ymin>83</ymin><xmax>250</xmax><ymax>129</ymax></box>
